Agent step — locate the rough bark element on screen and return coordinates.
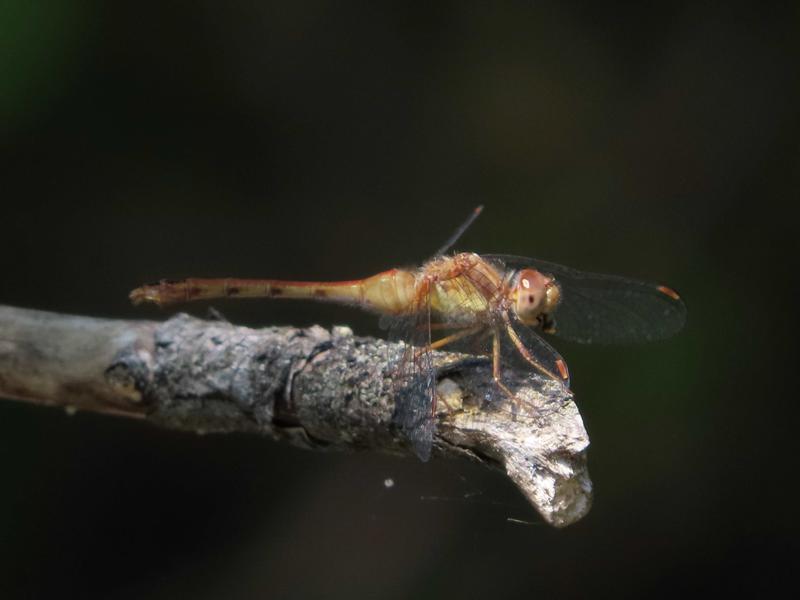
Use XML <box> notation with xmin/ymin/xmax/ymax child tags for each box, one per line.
<box><xmin>0</xmin><ymin>304</ymin><xmax>592</xmax><ymax>527</ymax></box>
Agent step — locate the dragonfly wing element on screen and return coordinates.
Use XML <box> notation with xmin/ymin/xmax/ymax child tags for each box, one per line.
<box><xmin>486</xmin><ymin>254</ymin><xmax>687</xmax><ymax>344</ymax></box>
<box><xmin>501</xmin><ymin>312</ymin><xmax>571</xmax><ymax>388</ymax></box>
<box><xmin>381</xmin><ymin>294</ymin><xmax>435</xmax><ymax>462</ymax></box>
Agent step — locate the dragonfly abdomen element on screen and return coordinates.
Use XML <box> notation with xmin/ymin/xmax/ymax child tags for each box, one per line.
<box><xmin>129</xmin><ymin>270</ymin><xmax>419</xmax><ymax>313</ymax></box>
<box><xmin>359</xmin><ymin>269</ymin><xmax>418</xmax><ymax>314</ymax></box>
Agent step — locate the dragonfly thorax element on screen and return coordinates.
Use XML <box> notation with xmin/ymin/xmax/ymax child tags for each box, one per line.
<box><xmin>420</xmin><ymin>253</ymin><xmax>504</xmax><ymax>324</ymax></box>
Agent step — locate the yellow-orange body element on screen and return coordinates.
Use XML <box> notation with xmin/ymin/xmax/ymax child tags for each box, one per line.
<box><xmin>130</xmin><ymin>252</ymin><xmax>516</xmax><ymax>325</ymax></box>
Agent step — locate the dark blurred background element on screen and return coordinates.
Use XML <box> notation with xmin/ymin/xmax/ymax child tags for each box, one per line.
<box><xmin>2</xmin><ymin>1</ymin><xmax>798</xmax><ymax>598</ymax></box>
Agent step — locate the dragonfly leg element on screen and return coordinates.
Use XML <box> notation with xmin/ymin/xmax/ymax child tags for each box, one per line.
<box><xmin>492</xmin><ymin>330</ymin><xmax>561</xmax><ymax>421</ymax></box>
<box><xmin>417</xmin><ymin>322</ymin><xmax>464</xmax><ymax>331</ymax></box>
<box><xmin>428</xmin><ymin>326</ymin><xmax>482</xmax><ymax>351</ymax></box>
<box><xmin>410</xmin><ymin>326</ymin><xmax>481</xmax><ymax>361</ymax></box>
<box><xmin>492</xmin><ymin>330</ymin><xmax>517</xmax><ymax>401</ymax></box>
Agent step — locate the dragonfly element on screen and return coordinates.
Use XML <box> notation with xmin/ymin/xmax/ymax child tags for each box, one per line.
<box><xmin>130</xmin><ymin>208</ymin><xmax>686</xmax><ymax>460</ymax></box>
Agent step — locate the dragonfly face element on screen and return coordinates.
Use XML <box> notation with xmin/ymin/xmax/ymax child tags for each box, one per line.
<box><xmin>512</xmin><ymin>268</ymin><xmax>561</xmax><ymax>328</ymax></box>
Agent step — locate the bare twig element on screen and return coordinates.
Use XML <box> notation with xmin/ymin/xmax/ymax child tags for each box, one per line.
<box><xmin>0</xmin><ymin>304</ymin><xmax>591</xmax><ymax>527</ymax></box>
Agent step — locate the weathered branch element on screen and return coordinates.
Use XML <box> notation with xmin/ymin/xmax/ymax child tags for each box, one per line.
<box><xmin>0</xmin><ymin>304</ymin><xmax>591</xmax><ymax>527</ymax></box>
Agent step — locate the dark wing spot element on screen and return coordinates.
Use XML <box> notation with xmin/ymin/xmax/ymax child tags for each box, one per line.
<box><xmin>313</xmin><ymin>289</ymin><xmax>328</xmax><ymax>298</ymax></box>
<box><xmin>227</xmin><ymin>286</ymin><xmax>240</xmax><ymax>296</ymax></box>
<box><xmin>657</xmin><ymin>285</ymin><xmax>681</xmax><ymax>301</ymax></box>
<box><xmin>556</xmin><ymin>359</ymin><xmax>569</xmax><ymax>381</ymax></box>
<box><xmin>270</xmin><ymin>287</ymin><xmax>283</xmax><ymax>296</ymax></box>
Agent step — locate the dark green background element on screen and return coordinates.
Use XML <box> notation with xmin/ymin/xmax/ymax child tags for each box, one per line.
<box><xmin>2</xmin><ymin>2</ymin><xmax>798</xmax><ymax>598</ymax></box>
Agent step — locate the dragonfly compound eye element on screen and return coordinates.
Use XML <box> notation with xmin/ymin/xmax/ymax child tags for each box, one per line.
<box><xmin>544</xmin><ymin>280</ymin><xmax>561</xmax><ymax>312</ymax></box>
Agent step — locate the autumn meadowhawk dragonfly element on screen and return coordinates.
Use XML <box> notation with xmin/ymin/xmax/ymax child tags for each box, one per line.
<box><xmin>130</xmin><ymin>208</ymin><xmax>686</xmax><ymax>460</ymax></box>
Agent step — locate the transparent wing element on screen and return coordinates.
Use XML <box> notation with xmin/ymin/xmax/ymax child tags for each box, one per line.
<box><xmin>500</xmin><ymin>312</ymin><xmax>571</xmax><ymax>387</ymax></box>
<box><xmin>485</xmin><ymin>254</ymin><xmax>687</xmax><ymax>344</ymax></box>
<box><xmin>380</xmin><ymin>292</ymin><xmax>435</xmax><ymax>462</ymax></box>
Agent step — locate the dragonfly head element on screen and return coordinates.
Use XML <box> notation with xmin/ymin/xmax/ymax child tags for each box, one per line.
<box><xmin>512</xmin><ymin>269</ymin><xmax>561</xmax><ymax>326</ymax></box>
